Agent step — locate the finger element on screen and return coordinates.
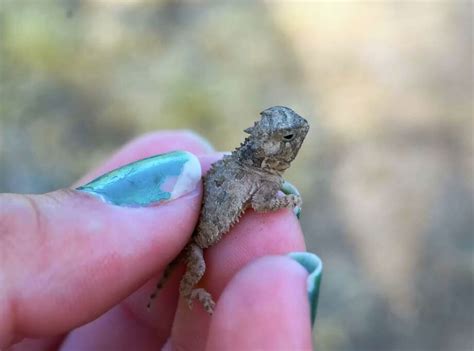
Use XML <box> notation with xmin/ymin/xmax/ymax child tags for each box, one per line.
<box><xmin>59</xmin><ymin>304</ymin><xmax>162</xmax><ymax>351</ymax></box>
<box><xmin>60</xmin><ymin>155</ymin><xmax>223</xmax><ymax>351</ymax></box>
<box><xmin>7</xmin><ymin>336</ymin><xmax>63</xmax><ymax>351</ymax></box>
<box><xmin>206</xmin><ymin>256</ymin><xmax>313</xmax><ymax>351</ymax></box>
<box><xmin>75</xmin><ymin>130</ymin><xmax>214</xmax><ymax>185</ymax></box>
<box><xmin>168</xmin><ymin>208</ymin><xmax>306</xmax><ymax>350</ymax></box>
<box><xmin>0</xmin><ymin>133</ymin><xmax>211</xmax><ymax>348</ymax></box>
<box><xmin>75</xmin><ymin>131</ymin><xmax>217</xmax><ymax>334</ymax></box>
<box><xmin>6</xmin><ymin>131</ymin><xmax>214</xmax><ymax>350</ymax></box>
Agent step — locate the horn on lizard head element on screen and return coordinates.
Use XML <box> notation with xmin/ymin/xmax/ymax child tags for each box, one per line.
<box><xmin>244</xmin><ymin>120</ymin><xmax>259</xmax><ymax>134</ymax></box>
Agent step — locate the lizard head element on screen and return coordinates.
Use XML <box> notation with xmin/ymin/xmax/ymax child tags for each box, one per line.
<box><xmin>244</xmin><ymin>106</ymin><xmax>309</xmax><ymax>172</ymax></box>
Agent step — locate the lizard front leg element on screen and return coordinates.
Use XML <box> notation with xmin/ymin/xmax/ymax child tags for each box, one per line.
<box><xmin>251</xmin><ymin>181</ymin><xmax>302</xmax><ymax>212</ymax></box>
<box><xmin>180</xmin><ymin>241</ymin><xmax>216</xmax><ymax>314</ymax></box>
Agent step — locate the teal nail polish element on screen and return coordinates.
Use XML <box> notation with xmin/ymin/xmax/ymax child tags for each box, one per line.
<box><xmin>288</xmin><ymin>252</ymin><xmax>323</xmax><ymax>327</ymax></box>
<box><xmin>281</xmin><ymin>180</ymin><xmax>302</xmax><ymax>219</ymax></box>
<box><xmin>77</xmin><ymin>151</ymin><xmax>201</xmax><ymax>207</ymax></box>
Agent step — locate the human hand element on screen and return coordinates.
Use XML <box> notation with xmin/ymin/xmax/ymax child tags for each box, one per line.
<box><xmin>0</xmin><ymin>131</ymin><xmax>321</xmax><ymax>350</ymax></box>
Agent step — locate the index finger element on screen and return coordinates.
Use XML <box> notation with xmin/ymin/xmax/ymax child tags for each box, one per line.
<box><xmin>169</xmin><ymin>208</ymin><xmax>306</xmax><ymax>350</ymax></box>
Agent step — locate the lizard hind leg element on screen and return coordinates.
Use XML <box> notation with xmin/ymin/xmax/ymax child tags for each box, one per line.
<box><xmin>180</xmin><ymin>242</ymin><xmax>216</xmax><ymax>314</ymax></box>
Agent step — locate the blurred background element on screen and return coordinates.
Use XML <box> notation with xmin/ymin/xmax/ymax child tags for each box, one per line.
<box><xmin>0</xmin><ymin>1</ymin><xmax>472</xmax><ymax>350</ymax></box>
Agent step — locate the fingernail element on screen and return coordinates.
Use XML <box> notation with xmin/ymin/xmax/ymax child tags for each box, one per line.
<box><xmin>76</xmin><ymin>151</ymin><xmax>201</xmax><ymax>207</ymax></box>
<box><xmin>281</xmin><ymin>181</ymin><xmax>302</xmax><ymax>219</ymax></box>
<box><xmin>288</xmin><ymin>252</ymin><xmax>323</xmax><ymax>328</ymax></box>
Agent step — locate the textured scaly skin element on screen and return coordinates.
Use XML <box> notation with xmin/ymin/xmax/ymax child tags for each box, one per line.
<box><xmin>148</xmin><ymin>106</ymin><xmax>309</xmax><ymax>314</ymax></box>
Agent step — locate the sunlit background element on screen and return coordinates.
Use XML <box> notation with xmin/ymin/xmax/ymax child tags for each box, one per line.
<box><xmin>1</xmin><ymin>1</ymin><xmax>472</xmax><ymax>350</ymax></box>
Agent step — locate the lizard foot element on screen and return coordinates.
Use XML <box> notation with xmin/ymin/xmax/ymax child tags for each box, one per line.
<box><xmin>188</xmin><ymin>288</ymin><xmax>216</xmax><ymax>314</ymax></box>
<box><xmin>286</xmin><ymin>193</ymin><xmax>302</xmax><ymax>208</ymax></box>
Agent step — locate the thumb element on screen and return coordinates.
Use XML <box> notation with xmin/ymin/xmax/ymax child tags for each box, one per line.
<box><xmin>0</xmin><ymin>151</ymin><xmax>202</xmax><ymax>347</ymax></box>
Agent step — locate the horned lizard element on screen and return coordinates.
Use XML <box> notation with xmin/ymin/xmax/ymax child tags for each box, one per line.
<box><xmin>148</xmin><ymin>106</ymin><xmax>309</xmax><ymax>314</ymax></box>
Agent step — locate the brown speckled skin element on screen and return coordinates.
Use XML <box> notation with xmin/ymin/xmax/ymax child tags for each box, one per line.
<box><xmin>148</xmin><ymin>106</ymin><xmax>309</xmax><ymax>314</ymax></box>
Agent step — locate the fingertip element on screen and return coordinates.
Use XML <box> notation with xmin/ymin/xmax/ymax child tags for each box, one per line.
<box><xmin>175</xmin><ymin>130</ymin><xmax>215</xmax><ymax>154</ymax></box>
<box><xmin>118</xmin><ymin>130</ymin><xmax>214</xmax><ymax>156</ymax></box>
<box><xmin>205</xmin><ymin>209</ymin><xmax>306</xmax><ymax>295</ymax></box>
<box><xmin>76</xmin><ymin>130</ymin><xmax>214</xmax><ymax>185</ymax></box>
<box><xmin>76</xmin><ymin>151</ymin><xmax>201</xmax><ymax>207</ymax></box>
<box><xmin>206</xmin><ymin>256</ymin><xmax>312</xmax><ymax>350</ymax></box>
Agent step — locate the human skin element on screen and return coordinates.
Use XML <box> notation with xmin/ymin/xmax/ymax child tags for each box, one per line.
<box><xmin>0</xmin><ymin>131</ymin><xmax>313</xmax><ymax>351</ymax></box>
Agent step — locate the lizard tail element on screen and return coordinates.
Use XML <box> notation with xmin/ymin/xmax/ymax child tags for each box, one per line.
<box><xmin>147</xmin><ymin>253</ymin><xmax>183</xmax><ymax>309</ymax></box>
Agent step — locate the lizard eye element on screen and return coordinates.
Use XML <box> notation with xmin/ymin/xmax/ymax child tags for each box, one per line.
<box><xmin>283</xmin><ymin>133</ymin><xmax>294</xmax><ymax>141</ymax></box>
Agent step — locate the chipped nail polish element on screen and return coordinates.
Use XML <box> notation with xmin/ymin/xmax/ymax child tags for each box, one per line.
<box><xmin>281</xmin><ymin>180</ymin><xmax>302</xmax><ymax>218</ymax></box>
<box><xmin>76</xmin><ymin>151</ymin><xmax>201</xmax><ymax>207</ymax></box>
<box><xmin>288</xmin><ymin>252</ymin><xmax>323</xmax><ymax>327</ymax></box>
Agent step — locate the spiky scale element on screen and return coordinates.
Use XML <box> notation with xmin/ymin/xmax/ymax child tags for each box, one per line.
<box><xmin>148</xmin><ymin>106</ymin><xmax>309</xmax><ymax>314</ymax></box>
